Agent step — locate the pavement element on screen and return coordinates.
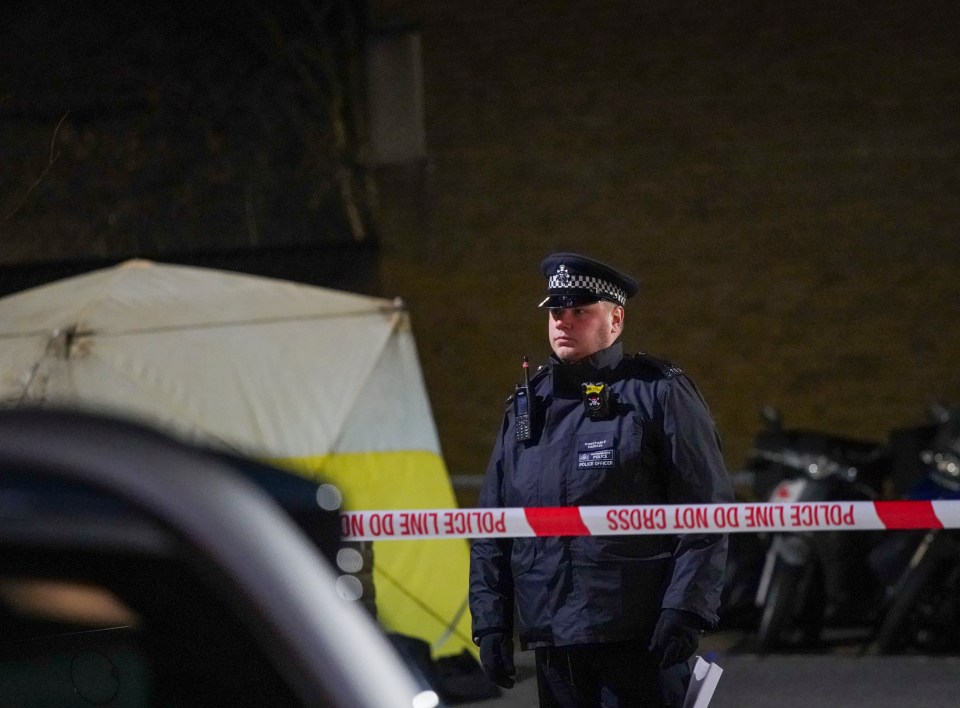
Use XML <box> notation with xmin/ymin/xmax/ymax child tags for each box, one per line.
<box><xmin>457</xmin><ymin>631</ymin><xmax>960</xmax><ymax>707</ymax></box>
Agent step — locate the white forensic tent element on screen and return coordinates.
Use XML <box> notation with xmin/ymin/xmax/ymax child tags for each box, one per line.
<box><xmin>0</xmin><ymin>259</ymin><xmax>473</xmax><ymax>657</ymax></box>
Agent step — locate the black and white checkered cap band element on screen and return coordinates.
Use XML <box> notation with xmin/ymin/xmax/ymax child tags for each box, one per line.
<box><xmin>547</xmin><ymin>273</ymin><xmax>627</xmax><ymax>305</ymax></box>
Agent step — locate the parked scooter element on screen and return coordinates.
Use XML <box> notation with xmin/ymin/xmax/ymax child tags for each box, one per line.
<box><xmin>748</xmin><ymin>408</ymin><xmax>892</xmax><ymax>652</ymax></box>
<box><xmin>867</xmin><ymin>403</ymin><xmax>960</xmax><ymax>654</ymax></box>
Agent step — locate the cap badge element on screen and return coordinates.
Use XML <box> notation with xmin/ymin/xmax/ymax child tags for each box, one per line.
<box><xmin>554</xmin><ymin>264</ymin><xmax>573</xmax><ymax>288</ymax></box>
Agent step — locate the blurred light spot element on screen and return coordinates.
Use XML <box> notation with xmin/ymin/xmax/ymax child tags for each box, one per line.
<box><xmin>316</xmin><ymin>484</ymin><xmax>343</xmax><ymax>511</ymax></box>
<box><xmin>336</xmin><ymin>547</ymin><xmax>364</xmax><ymax>573</ymax></box>
<box><xmin>412</xmin><ymin>690</ymin><xmax>440</xmax><ymax>708</ymax></box>
<box><xmin>336</xmin><ymin>575</ymin><xmax>363</xmax><ymax>602</ymax></box>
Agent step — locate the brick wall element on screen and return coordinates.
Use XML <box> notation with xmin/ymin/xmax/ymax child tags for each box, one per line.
<box><xmin>368</xmin><ymin>0</ymin><xmax>960</xmax><ymax>499</ymax></box>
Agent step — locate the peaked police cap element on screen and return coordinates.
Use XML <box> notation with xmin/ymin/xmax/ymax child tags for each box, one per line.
<box><xmin>538</xmin><ymin>253</ymin><xmax>639</xmax><ymax>308</ymax></box>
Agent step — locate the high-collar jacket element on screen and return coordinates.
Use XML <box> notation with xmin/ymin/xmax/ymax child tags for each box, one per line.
<box><xmin>469</xmin><ymin>341</ymin><xmax>734</xmax><ymax>649</ymax></box>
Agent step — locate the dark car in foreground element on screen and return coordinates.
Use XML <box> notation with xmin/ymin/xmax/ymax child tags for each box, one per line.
<box><xmin>0</xmin><ymin>408</ymin><xmax>440</xmax><ymax>707</ymax></box>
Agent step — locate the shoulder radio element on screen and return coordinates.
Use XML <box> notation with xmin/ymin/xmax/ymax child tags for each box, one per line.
<box><xmin>514</xmin><ymin>356</ymin><xmax>533</xmax><ymax>442</ymax></box>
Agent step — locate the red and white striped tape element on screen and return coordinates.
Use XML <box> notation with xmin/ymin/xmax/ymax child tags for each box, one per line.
<box><xmin>339</xmin><ymin>501</ymin><xmax>960</xmax><ymax>541</ymax></box>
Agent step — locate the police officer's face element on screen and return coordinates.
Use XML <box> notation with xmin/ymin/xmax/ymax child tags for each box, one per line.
<box><xmin>547</xmin><ymin>301</ymin><xmax>624</xmax><ymax>363</ymax></box>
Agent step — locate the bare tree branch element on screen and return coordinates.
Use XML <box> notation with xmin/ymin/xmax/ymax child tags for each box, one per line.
<box><xmin>2</xmin><ymin>111</ymin><xmax>70</xmax><ymax>224</ymax></box>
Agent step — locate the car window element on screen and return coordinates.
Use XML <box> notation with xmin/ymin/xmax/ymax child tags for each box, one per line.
<box><xmin>0</xmin><ymin>472</ymin><xmax>302</xmax><ymax>707</ymax></box>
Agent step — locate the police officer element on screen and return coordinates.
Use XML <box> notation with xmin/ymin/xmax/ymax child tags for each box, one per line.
<box><xmin>469</xmin><ymin>253</ymin><xmax>734</xmax><ymax>707</ymax></box>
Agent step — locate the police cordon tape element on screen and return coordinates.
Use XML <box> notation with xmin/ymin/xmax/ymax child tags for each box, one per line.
<box><xmin>339</xmin><ymin>500</ymin><xmax>960</xmax><ymax>541</ymax></box>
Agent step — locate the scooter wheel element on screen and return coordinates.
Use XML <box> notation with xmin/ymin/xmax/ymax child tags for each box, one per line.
<box><xmin>756</xmin><ymin>561</ymin><xmax>803</xmax><ymax>653</ymax></box>
<box><xmin>871</xmin><ymin>550</ymin><xmax>939</xmax><ymax>654</ymax></box>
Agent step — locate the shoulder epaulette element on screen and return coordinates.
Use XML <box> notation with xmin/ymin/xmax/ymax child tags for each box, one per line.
<box><xmin>632</xmin><ymin>352</ymin><xmax>684</xmax><ymax>379</ymax></box>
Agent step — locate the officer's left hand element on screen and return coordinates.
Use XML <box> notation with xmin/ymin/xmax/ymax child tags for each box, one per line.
<box><xmin>649</xmin><ymin>608</ymin><xmax>703</xmax><ymax>669</ymax></box>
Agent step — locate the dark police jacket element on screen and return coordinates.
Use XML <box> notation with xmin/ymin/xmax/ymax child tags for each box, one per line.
<box><xmin>469</xmin><ymin>340</ymin><xmax>734</xmax><ymax>650</ymax></box>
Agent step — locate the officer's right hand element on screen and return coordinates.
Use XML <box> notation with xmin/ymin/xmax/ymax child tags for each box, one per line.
<box><xmin>478</xmin><ymin>632</ymin><xmax>516</xmax><ymax>688</ymax></box>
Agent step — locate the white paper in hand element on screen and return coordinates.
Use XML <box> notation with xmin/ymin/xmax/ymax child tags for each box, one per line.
<box><xmin>683</xmin><ymin>655</ymin><xmax>723</xmax><ymax>708</ymax></box>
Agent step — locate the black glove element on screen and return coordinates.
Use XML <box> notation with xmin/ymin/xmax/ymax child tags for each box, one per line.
<box><xmin>478</xmin><ymin>632</ymin><xmax>516</xmax><ymax>688</ymax></box>
<box><xmin>648</xmin><ymin>609</ymin><xmax>703</xmax><ymax>669</ymax></box>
